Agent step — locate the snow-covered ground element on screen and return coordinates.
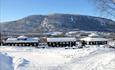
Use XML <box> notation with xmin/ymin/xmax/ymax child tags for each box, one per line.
<box><xmin>0</xmin><ymin>46</ymin><xmax>115</xmax><ymax>70</ymax></box>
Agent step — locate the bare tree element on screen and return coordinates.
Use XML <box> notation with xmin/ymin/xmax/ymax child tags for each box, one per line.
<box><xmin>92</xmin><ymin>0</ymin><xmax>115</xmax><ymax>18</ymax></box>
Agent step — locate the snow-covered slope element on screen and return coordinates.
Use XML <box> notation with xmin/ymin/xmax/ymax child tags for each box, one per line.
<box><xmin>0</xmin><ymin>46</ymin><xmax>115</xmax><ymax>70</ymax></box>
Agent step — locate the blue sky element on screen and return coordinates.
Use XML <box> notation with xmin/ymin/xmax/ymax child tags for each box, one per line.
<box><xmin>0</xmin><ymin>0</ymin><xmax>113</xmax><ymax>22</ymax></box>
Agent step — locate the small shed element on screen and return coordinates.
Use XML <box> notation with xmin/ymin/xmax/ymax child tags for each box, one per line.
<box><xmin>47</xmin><ymin>37</ymin><xmax>76</xmax><ymax>47</ymax></box>
<box><xmin>4</xmin><ymin>36</ymin><xmax>39</xmax><ymax>47</ymax></box>
<box><xmin>80</xmin><ymin>33</ymin><xmax>108</xmax><ymax>45</ymax></box>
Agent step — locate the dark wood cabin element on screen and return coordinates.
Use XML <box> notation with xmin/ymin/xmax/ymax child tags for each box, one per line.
<box><xmin>47</xmin><ymin>37</ymin><xmax>76</xmax><ymax>47</ymax></box>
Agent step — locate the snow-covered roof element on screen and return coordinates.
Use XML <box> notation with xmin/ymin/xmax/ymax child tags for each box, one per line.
<box><xmin>47</xmin><ymin>37</ymin><xmax>76</xmax><ymax>42</ymax></box>
<box><xmin>6</xmin><ymin>38</ymin><xmax>17</xmax><ymax>41</ymax></box>
<box><xmin>67</xmin><ymin>31</ymin><xmax>77</xmax><ymax>34</ymax></box>
<box><xmin>88</xmin><ymin>33</ymin><xmax>99</xmax><ymax>37</ymax></box>
<box><xmin>44</xmin><ymin>32</ymin><xmax>63</xmax><ymax>36</ymax></box>
<box><xmin>17</xmin><ymin>35</ymin><xmax>27</xmax><ymax>39</ymax></box>
<box><xmin>80</xmin><ymin>33</ymin><xmax>108</xmax><ymax>41</ymax></box>
<box><xmin>51</xmin><ymin>32</ymin><xmax>63</xmax><ymax>36</ymax></box>
<box><xmin>5</xmin><ymin>37</ymin><xmax>38</xmax><ymax>43</ymax></box>
<box><xmin>80</xmin><ymin>37</ymin><xmax>108</xmax><ymax>41</ymax></box>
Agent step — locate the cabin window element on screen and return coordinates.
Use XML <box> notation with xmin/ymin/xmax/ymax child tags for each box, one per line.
<box><xmin>104</xmin><ymin>41</ymin><xmax>107</xmax><ymax>44</ymax></box>
<box><xmin>63</xmin><ymin>42</ymin><xmax>67</xmax><ymax>47</ymax></box>
<box><xmin>97</xmin><ymin>41</ymin><xmax>103</xmax><ymax>45</ymax></box>
<box><xmin>92</xmin><ymin>42</ymin><xmax>96</xmax><ymax>45</ymax></box>
<box><xmin>57</xmin><ymin>42</ymin><xmax>60</xmax><ymax>47</ymax></box>
<box><xmin>47</xmin><ymin>42</ymin><xmax>50</xmax><ymax>46</ymax></box>
<box><xmin>72</xmin><ymin>42</ymin><xmax>76</xmax><ymax>46</ymax></box>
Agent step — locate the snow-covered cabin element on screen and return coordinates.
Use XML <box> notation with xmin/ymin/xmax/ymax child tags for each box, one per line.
<box><xmin>47</xmin><ymin>37</ymin><xmax>76</xmax><ymax>47</ymax></box>
<box><xmin>80</xmin><ymin>33</ymin><xmax>108</xmax><ymax>45</ymax></box>
<box><xmin>4</xmin><ymin>35</ymin><xmax>39</xmax><ymax>46</ymax></box>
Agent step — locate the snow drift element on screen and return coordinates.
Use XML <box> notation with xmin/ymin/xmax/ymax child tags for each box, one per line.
<box><xmin>0</xmin><ymin>53</ymin><xmax>13</xmax><ymax>70</ymax></box>
<box><xmin>56</xmin><ymin>48</ymin><xmax>115</xmax><ymax>70</ymax></box>
<box><xmin>0</xmin><ymin>46</ymin><xmax>115</xmax><ymax>70</ymax></box>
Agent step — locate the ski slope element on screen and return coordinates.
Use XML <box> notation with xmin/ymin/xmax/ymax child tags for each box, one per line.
<box><xmin>0</xmin><ymin>46</ymin><xmax>115</xmax><ymax>70</ymax></box>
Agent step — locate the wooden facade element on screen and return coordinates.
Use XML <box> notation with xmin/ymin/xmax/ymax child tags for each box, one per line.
<box><xmin>47</xmin><ymin>41</ymin><xmax>76</xmax><ymax>47</ymax></box>
<box><xmin>81</xmin><ymin>41</ymin><xmax>107</xmax><ymax>45</ymax></box>
<box><xmin>4</xmin><ymin>42</ymin><xmax>38</xmax><ymax>46</ymax></box>
<box><xmin>80</xmin><ymin>33</ymin><xmax>108</xmax><ymax>46</ymax></box>
<box><xmin>47</xmin><ymin>37</ymin><xmax>76</xmax><ymax>47</ymax></box>
<box><xmin>88</xmin><ymin>41</ymin><xmax>107</xmax><ymax>45</ymax></box>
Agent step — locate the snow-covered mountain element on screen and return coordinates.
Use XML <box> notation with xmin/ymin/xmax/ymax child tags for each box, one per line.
<box><xmin>1</xmin><ymin>13</ymin><xmax>115</xmax><ymax>33</ymax></box>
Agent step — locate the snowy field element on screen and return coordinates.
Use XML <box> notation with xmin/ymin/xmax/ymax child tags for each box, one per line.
<box><xmin>0</xmin><ymin>46</ymin><xmax>115</xmax><ymax>70</ymax></box>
